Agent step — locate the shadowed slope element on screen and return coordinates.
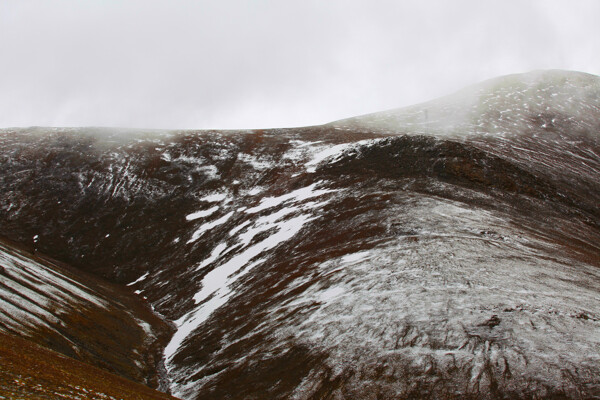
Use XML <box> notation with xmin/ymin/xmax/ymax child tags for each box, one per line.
<box><xmin>0</xmin><ymin>238</ymin><xmax>173</xmax><ymax>391</ymax></box>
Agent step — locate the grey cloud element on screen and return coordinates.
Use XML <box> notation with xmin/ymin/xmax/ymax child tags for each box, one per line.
<box><xmin>0</xmin><ymin>0</ymin><xmax>598</xmax><ymax>129</ymax></box>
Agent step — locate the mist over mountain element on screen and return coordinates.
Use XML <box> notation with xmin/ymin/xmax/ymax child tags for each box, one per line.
<box><xmin>1</xmin><ymin>70</ymin><xmax>599</xmax><ymax>399</ymax></box>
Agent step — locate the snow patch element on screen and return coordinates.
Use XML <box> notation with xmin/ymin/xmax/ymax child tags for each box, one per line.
<box><xmin>245</xmin><ymin>183</ymin><xmax>335</xmax><ymax>214</ymax></box>
<box><xmin>200</xmin><ymin>193</ymin><xmax>228</xmax><ymax>203</ymax></box>
<box><xmin>186</xmin><ymin>206</ymin><xmax>219</xmax><ymax>221</ymax></box>
<box><xmin>127</xmin><ymin>272</ymin><xmax>149</xmax><ymax>286</ymax></box>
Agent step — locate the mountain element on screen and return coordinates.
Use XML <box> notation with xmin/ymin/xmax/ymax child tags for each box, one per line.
<box><xmin>0</xmin><ymin>70</ymin><xmax>599</xmax><ymax>399</ymax></box>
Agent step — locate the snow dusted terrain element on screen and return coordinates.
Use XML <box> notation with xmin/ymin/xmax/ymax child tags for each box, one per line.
<box><xmin>0</xmin><ymin>239</ymin><xmax>173</xmax><ymax>390</ymax></box>
<box><xmin>0</xmin><ymin>70</ymin><xmax>599</xmax><ymax>399</ymax></box>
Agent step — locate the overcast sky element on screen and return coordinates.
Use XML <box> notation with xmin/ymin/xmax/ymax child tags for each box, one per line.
<box><xmin>1</xmin><ymin>1</ymin><xmax>599</xmax><ymax>130</ymax></box>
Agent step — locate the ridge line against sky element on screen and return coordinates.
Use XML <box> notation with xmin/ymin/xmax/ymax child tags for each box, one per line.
<box><xmin>1</xmin><ymin>0</ymin><xmax>599</xmax><ymax>130</ymax></box>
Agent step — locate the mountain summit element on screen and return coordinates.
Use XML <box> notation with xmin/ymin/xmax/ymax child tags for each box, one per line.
<box><xmin>1</xmin><ymin>70</ymin><xmax>599</xmax><ymax>399</ymax></box>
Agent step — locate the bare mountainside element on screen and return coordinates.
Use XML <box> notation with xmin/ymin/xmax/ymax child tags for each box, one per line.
<box><xmin>1</xmin><ymin>70</ymin><xmax>599</xmax><ymax>399</ymax></box>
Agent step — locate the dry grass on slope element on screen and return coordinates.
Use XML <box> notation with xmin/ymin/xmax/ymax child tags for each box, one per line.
<box><xmin>0</xmin><ymin>331</ymin><xmax>179</xmax><ymax>400</ymax></box>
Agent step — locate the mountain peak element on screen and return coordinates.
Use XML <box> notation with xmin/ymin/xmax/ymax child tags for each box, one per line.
<box><xmin>333</xmin><ymin>69</ymin><xmax>600</xmax><ymax>139</ymax></box>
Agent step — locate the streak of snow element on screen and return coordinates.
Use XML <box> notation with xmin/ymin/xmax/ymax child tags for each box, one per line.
<box><xmin>245</xmin><ymin>183</ymin><xmax>335</xmax><ymax>214</ymax></box>
<box><xmin>247</xmin><ymin>187</ymin><xmax>264</xmax><ymax>196</ymax></box>
<box><xmin>187</xmin><ymin>211</ymin><xmax>234</xmax><ymax>244</ymax></box>
<box><xmin>228</xmin><ymin>220</ymin><xmax>252</xmax><ymax>237</ymax></box>
<box><xmin>186</xmin><ymin>205</ymin><xmax>219</xmax><ymax>221</ymax></box>
<box><xmin>195</xmin><ymin>243</ymin><xmax>228</xmax><ymax>272</ymax></box>
<box><xmin>165</xmin><ymin>184</ymin><xmax>338</xmax><ymax>366</ymax></box>
<box><xmin>165</xmin><ymin>214</ymin><xmax>314</xmax><ymax>362</ymax></box>
<box><xmin>0</xmin><ymin>243</ymin><xmax>111</xmax><ymax>338</ymax></box>
<box><xmin>305</xmin><ymin>143</ymin><xmax>354</xmax><ymax>173</ymax></box>
<box><xmin>0</xmin><ymin>250</ymin><xmax>109</xmax><ymax>310</ymax></box>
<box><xmin>127</xmin><ymin>272</ymin><xmax>149</xmax><ymax>286</ymax></box>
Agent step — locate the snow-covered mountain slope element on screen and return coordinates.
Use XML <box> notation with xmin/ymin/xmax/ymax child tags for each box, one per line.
<box><xmin>334</xmin><ymin>70</ymin><xmax>600</xmax><ymax>140</ymax></box>
<box><xmin>0</xmin><ymin>70</ymin><xmax>599</xmax><ymax>399</ymax></box>
<box><xmin>0</xmin><ymin>238</ymin><xmax>173</xmax><ymax>390</ymax></box>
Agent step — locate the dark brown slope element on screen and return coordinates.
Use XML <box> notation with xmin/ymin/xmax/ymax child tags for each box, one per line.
<box><xmin>0</xmin><ymin>331</ymin><xmax>179</xmax><ymax>399</ymax></box>
<box><xmin>0</xmin><ymin>237</ymin><xmax>174</xmax><ymax>391</ymax></box>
